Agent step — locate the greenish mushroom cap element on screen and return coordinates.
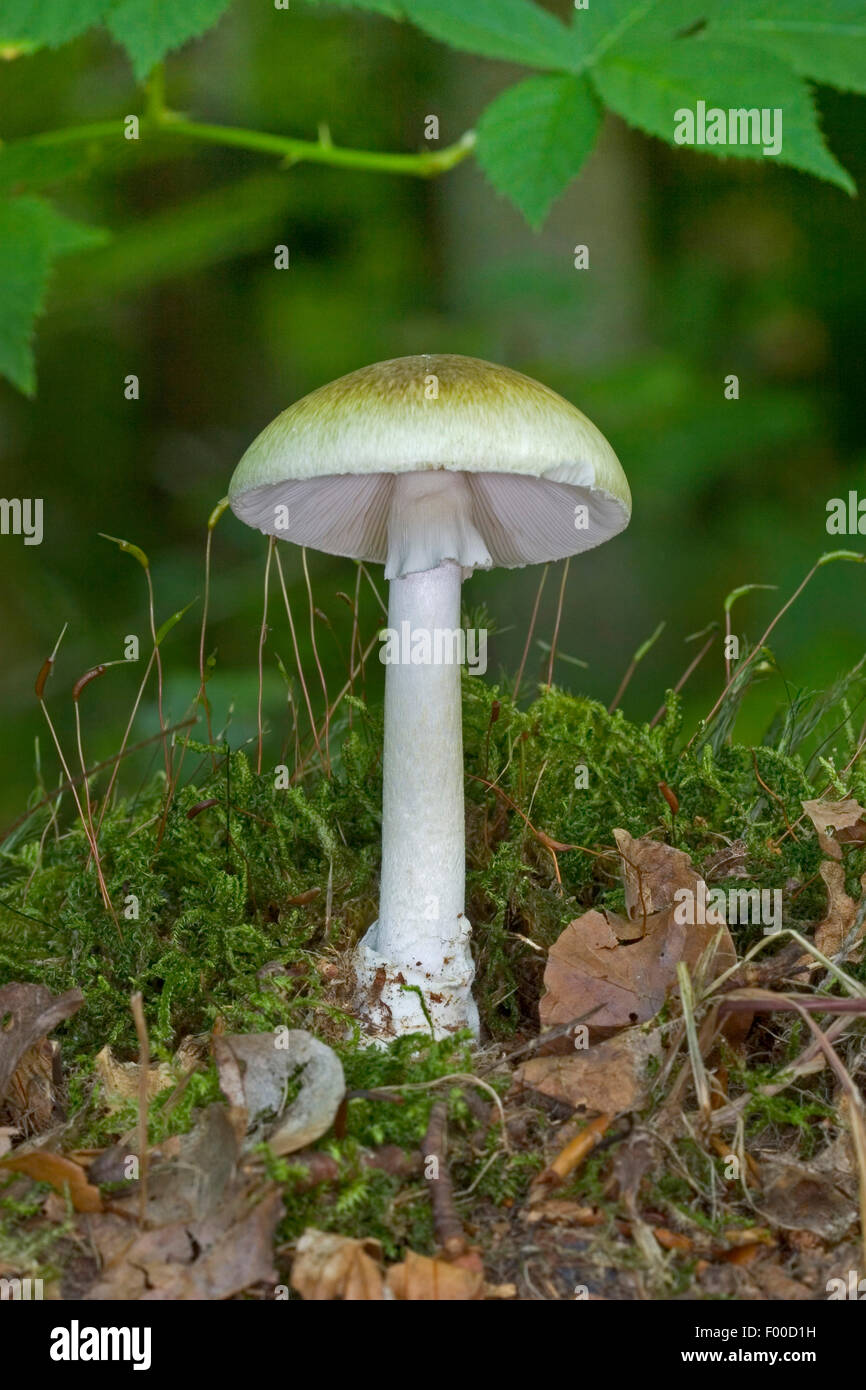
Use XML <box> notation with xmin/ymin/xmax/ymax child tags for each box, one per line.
<box><xmin>229</xmin><ymin>354</ymin><xmax>631</xmax><ymax>578</ymax></box>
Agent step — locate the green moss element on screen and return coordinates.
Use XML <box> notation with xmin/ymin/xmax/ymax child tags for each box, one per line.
<box><xmin>1</xmin><ymin>661</ymin><xmax>863</xmax><ymax>1275</ymax></box>
<box><xmin>3</xmin><ymin>672</ymin><xmax>861</xmax><ymax>1054</ymax></box>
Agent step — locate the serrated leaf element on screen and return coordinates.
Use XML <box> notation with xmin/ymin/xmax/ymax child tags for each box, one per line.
<box><xmin>710</xmin><ymin>1</ymin><xmax>866</xmax><ymax>95</ymax></box>
<box><xmin>0</xmin><ymin>0</ymin><xmax>110</xmax><ymax>47</ymax></box>
<box><xmin>477</xmin><ymin>74</ymin><xmax>601</xmax><ymax>227</ymax></box>
<box><xmin>592</xmin><ymin>39</ymin><xmax>855</xmax><ymax>193</ymax></box>
<box><xmin>400</xmin><ymin>0</ymin><xmax>575</xmax><ymax>72</ymax></box>
<box><xmin>567</xmin><ymin>0</ymin><xmax>665</xmax><ymax>67</ymax></box>
<box><xmin>0</xmin><ymin>196</ymin><xmax>106</xmax><ymax>395</ymax></box>
<box><xmin>600</xmin><ymin>0</ymin><xmax>722</xmax><ymax>46</ymax></box>
<box><xmin>105</xmin><ymin>0</ymin><xmax>234</xmax><ymax>80</ymax></box>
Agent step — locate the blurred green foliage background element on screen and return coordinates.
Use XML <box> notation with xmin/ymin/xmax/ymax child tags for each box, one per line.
<box><xmin>0</xmin><ymin>1</ymin><xmax>864</xmax><ymax>823</ymax></box>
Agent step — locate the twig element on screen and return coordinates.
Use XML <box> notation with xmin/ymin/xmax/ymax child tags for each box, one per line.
<box><xmin>536</xmin><ymin>1114</ymin><xmax>611</xmax><ymax>1187</ymax></box>
<box><xmin>373</xmin><ymin>1073</ymin><xmax>510</xmax><ymax>1150</ymax></box>
<box><xmin>130</xmin><ymin>991</ymin><xmax>150</xmax><ymax>1228</ymax></box>
<box><xmin>422</xmin><ymin>1101</ymin><xmax>467</xmax><ymax>1257</ymax></box>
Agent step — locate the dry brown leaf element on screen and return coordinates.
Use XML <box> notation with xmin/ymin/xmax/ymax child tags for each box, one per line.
<box><xmin>540</xmin><ymin>905</ymin><xmax>735</xmax><ymax>1039</ymax></box>
<box><xmin>722</xmin><ymin>1227</ymin><xmax>775</xmax><ymax>1248</ymax></box>
<box><xmin>615</xmin><ymin>829</ymin><xmax>705</xmax><ymax>921</ymax></box>
<box><xmin>290</xmin><ymin>1228</ymin><xmax>384</xmax><ymax>1300</ymax></box>
<box><xmin>756</xmin><ymin>1159</ymin><xmax>856</xmax><ymax>1242</ymax></box>
<box><xmin>539</xmin><ymin>832</ymin><xmax>736</xmax><ymax>1042</ymax></box>
<box><xmin>386</xmin><ymin>1249</ymin><xmax>484</xmax><ymax>1301</ymax></box>
<box><xmin>802</xmin><ymin>797</ymin><xmax>866</xmax><ymax>860</ymax></box>
<box><xmin>652</xmin><ymin>1227</ymin><xmax>692</xmax><ymax>1252</ymax></box>
<box><xmin>539</xmin><ymin>909</ymin><xmax>667</xmax><ymax>1038</ymax></box>
<box><xmin>214</xmin><ymin>1030</ymin><xmax>345</xmax><ymax>1156</ymax></box>
<box><xmin>523</xmin><ymin>1200</ymin><xmax>604</xmax><ymax>1226</ymax></box>
<box><xmin>84</xmin><ymin>1185</ymin><xmax>282</xmax><ymax>1299</ymax></box>
<box><xmin>0</xmin><ymin>1150</ymin><xmax>101</xmax><ymax>1212</ymax></box>
<box><xmin>3</xmin><ymin>1038</ymin><xmax>57</xmax><ymax>1134</ymax></box>
<box><xmin>611</xmin><ymin>1129</ymin><xmax>656</xmax><ymax>1208</ymax></box>
<box><xmin>750</xmin><ymin>1263</ymin><xmax>814</xmax><ymax>1300</ymax></box>
<box><xmin>0</xmin><ymin>983</ymin><xmax>83</xmax><ymax>1109</ymax></box>
<box><xmin>94</xmin><ymin>1045</ymin><xmax>173</xmax><ymax>1111</ymax></box>
<box><xmin>515</xmin><ymin>1028</ymin><xmax>662</xmax><ymax>1115</ymax></box>
<box><xmin>107</xmin><ymin>1103</ymin><xmax>239</xmax><ymax>1227</ymax></box>
<box><xmin>814</xmin><ymin>860</ymin><xmax>866</xmax><ymax>960</ymax></box>
<box><xmin>703</xmin><ymin>839</ymin><xmax>750</xmax><ymax>882</ymax></box>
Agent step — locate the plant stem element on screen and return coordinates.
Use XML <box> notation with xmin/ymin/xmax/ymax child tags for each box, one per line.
<box><xmin>145</xmin><ymin>62</ymin><xmax>167</xmax><ymax>123</ymax></box>
<box><xmin>301</xmin><ymin>547</ymin><xmax>331</xmax><ymax>777</ymax></box>
<box><xmin>14</xmin><ymin>114</ymin><xmax>476</xmax><ymax>179</ymax></box>
<box><xmin>39</xmin><ymin>700</ymin><xmax>116</xmax><ymax>922</ymax></box>
<box><xmin>273</xmin><ymin>546</ymin><xmax>323</xmax><ymax>770</ymax></box>
<box><xmin>144</xmin><ymin>566</ymin><xmax>171</xmax><ymax>784</ymax></box>
<box><xmin>688</xmin><ymin>552</ymin><xmax>864</xmax><ymax>748</ymax></box>
<box><xmin>170</xmin><ymin>117</ymin><xmax>475</xmax><ymax>174</ymax></box>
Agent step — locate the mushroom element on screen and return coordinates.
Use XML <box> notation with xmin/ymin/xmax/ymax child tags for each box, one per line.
<box><xmin>228</xmin><ymin>355</ymin><xmax>631</xmax><ymax>1039</ymax></box>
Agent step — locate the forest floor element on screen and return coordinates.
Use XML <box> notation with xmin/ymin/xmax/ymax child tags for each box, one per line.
<box><xmin>2</xmin><ymin>585</ymin><xmax>866</xmax><ymax>1301</ymax></box>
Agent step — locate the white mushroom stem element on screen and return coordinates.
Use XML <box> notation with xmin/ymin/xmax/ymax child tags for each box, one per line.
<box><xmin>355</xmin><ymin>559</ymin><xmax>479</xmax><ymax>1039</ymax></box>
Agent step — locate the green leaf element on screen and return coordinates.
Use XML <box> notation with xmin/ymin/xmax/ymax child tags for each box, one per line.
<box><xmin>0</xmin><ymin>0</ymin><xmax>110</xmax><ymax>47</ymax></box>
<box><xmin>105</xmin><ymin>0</ymin><xmax>234</xmax><ymax>80</ymax></box>
<box><xmin>476</xmin><ymin>73</ymin><xmax>601</xmax><ymax>227</ymax></box>
<box><xmin>400</xmin><ymin>0</ymin><xmax>575</xmax><ymax>72</ymax></box>
<box><xmin>0</xmin><ymin>196</ymin><xmax>105</xmax><ymax>395</ymax></box>
<box><xmin>297</xmin><ymin>0</ymin><xmax>405</xmax><ymax>16</ymax></box>
<box><xmin>592</xmin><ymin>39</ymin><xmax>855</xmax><ymax>193</ymax></box>
<box><xmin>566</xmin><ymin>0</ymin><xmax>665</xmax><ymax>66</ymax></box>
<box><xmin>710</xmin><ymin>1</ymin><xmax>866</xmax><ymax>95</ymax></box>
<box><xmin>0</xmin><ymin>141</ymin><xmax>88</xmax><ymax>194</ymax></box>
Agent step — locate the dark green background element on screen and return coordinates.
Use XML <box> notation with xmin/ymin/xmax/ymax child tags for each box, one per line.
<box><xmin>1</xmin><ymin>2</ymin><xmax>864</xmax><ymax>823</ymax></box>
